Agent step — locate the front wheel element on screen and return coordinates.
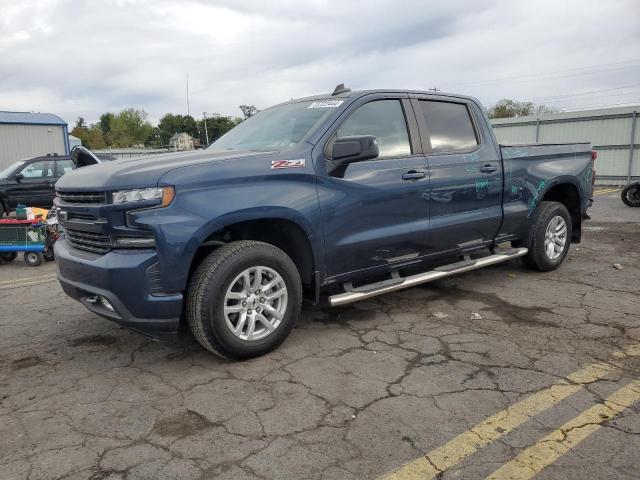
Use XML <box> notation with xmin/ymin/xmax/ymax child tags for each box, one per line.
<box><xmin>621</xmin><ymin>183</ymin><xmax>640</xmax><ymax>207</ymax></box>
<box><xmin>521</xmin><ymin>201</ymin><xmax>572</xmax><ymax>272</ymax></box>
<box><xmin>186</xmin><ymin>240</ymin><xmax>302</xmax><ymax>360</ymax></box>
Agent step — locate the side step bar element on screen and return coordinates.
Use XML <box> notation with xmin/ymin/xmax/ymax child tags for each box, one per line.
<box><xmin>329</xmin><ymin>247</ymin><xmax>528</xmax><ymax>307</ymax></box>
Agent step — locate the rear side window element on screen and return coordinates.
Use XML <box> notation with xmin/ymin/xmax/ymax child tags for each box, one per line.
<box><xmin>337</xmin><ymin>100</ymin><xmax>411</xmax><ymax>158</ymax></box>
<box><xmin>56</xmin><ymin>159</ymin><xmax>75</xmax><ymax>176</ymax></box>
<box><xmin>419</xmin><ymin>101</ymin><xmax>479</xmax><ymax>153</ymax></box>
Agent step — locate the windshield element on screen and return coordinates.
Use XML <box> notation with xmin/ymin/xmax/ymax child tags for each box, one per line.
<box><xmin>0</xmin><ymin>161</ymin><xmax>25</xmax><ymax>179</ymax></box>
<box><xmin>208</xmin><ymin>100</ymin><xmax>339</xmax><ymax>152</ymax></box>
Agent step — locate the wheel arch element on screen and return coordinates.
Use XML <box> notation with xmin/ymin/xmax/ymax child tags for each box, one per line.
<box><xmin>187</xmin><ymin>211</ymin><xmax>320</xmax><ymax>296</ymax></box>
<box><xmin>539</xmin><ymin>181</ymin><xmax>583</xmax><ymax>242</ymax></box>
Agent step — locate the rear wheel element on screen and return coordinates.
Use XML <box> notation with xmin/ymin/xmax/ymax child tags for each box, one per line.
<box><xmin>621</xmin><ymin>183</ymin><xmax>640</xmax><ymax>207</ymax></box>
<box><xmin>1</xmin><ymin>252</ymin><xmax>18</xmax><ymax>262</ymax></box>
<box><xmin>521</xmin><ymin>201</ymin><xmax>572</xmax><ymax>272</ymax></box>
<box><xmin>24</xmin><ymin>252</ymin><xmax>43</xmax><ymax>267</ymax></box>
<box><xmin>186</xmin><ymin>240</ymin><xmax>302</xmax><ymax>360</ymax></box>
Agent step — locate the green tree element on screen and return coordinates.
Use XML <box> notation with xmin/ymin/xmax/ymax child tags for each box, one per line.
<box><xmin>99</xmin><ymin>112</ymin><xmax>115</xmax><ymax>145</ymax></box>
<box><xmin>84</xmin><ymin>125</ymin><xmax>106</xmax><ymax>149</ymax></box>
<box><xmin>488</xmin><ymin>99</ymin><xmax>558</xmax><ymax>119</ymax></box>
<box><xmin>70</xmin><ymin>126</ymin><xmax>86</xmax><ymax>144</ymax></box>
<box><xmin>157</xmin><ymin>113</ymin><xmax>199</xmax><ymax>146</ymax></box>
<box><xmin>109</xmin><ymin>108</ymin><xmax>154</xmax><ymax>147</ymax></box>
<box><xmin>70</xmin><ymin>124</ymin><xmax>106</xmax><ymax>149</ymax></box>
<box><xmin>74</xmin><ymin>117</ymin><xmax>88</xmax><ymax>131</ymax></box>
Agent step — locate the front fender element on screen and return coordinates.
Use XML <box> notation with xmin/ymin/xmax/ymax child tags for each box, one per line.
<box><xmin>137</xmin><ymin>171</ymin><xmax>325</xmax><ymax>293</ymax></box>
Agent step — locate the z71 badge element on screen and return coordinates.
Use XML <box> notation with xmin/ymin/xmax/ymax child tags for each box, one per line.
<box><xmin>271</xmin><ymin>159</ymin><xmax>306</xmax><ymax>169</ymax></box>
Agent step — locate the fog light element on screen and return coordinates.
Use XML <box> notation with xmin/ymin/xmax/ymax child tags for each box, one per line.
<box><xmin>100</xmin><ymin>296</ymin><xmax>115</xmax><ymax>312</ymax></box>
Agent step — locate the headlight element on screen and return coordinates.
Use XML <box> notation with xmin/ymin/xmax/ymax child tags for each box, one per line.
<box><xmin>112</xmin><ymin>186</ymin><xmax>175</xmax><ymax>207</ymax></box>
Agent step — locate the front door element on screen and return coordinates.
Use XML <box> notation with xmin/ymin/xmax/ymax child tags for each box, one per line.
<box><xmin>316</xmin><ymin>97</ymin><xmax>429</xmax><ymax>279</ymax></box>
<box><xmin>10</xmin><ymin>159</ymin><xmax>57</xmax><ymax>208</ymax></box>
<box><xmin>413</xmin><ymin>98</ymin><xmax>503</xmax><ymax>254</ymax></box>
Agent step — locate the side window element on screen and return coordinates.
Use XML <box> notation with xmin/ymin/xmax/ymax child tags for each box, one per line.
<box><xmin>337</xmin><ymin>100</ymin><xmax>411</xmax><ymax>158</ymax></box>
<box><xmin>419</xmin><ymin>101</ymin><xmax>479</xmax><ymax>154</ymax></box>
<box><xmin>19</xmin><ymin>161</ymin><xmax>54</xmax><ymax>179</ymax></box>
<box><xmin>56</xmin><ymin>159</ymin><xmax>75</xmax><ymax>177</ymax></box>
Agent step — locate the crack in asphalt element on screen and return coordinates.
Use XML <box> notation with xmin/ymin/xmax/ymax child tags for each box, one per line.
<box><xmin>1</xmin><ymin>221</ymin><xmax>639</xmax><ymax>480</ymax></box>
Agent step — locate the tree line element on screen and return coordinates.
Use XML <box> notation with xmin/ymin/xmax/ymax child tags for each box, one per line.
<box><xmin>70</xmin><ymin>105</ymin><xmax>258</xmax><ymax>150</ymax></box>
<box><xmin>487</xmin><ymin>99</ymin><xmax>557</xmax><ymax>119</ymax></box>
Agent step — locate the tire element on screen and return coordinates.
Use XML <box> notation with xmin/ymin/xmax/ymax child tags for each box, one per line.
<box><xmin>44</xmin><ymin>249</ymin><xmax>55</xmax><ymax>261</ymax></box>
<box><xmin>521</xmin><ymin>201</ymin><xmax>572</xmax><ymax>272</ymax></box>
<box><xmin>621</xmin><ymin>183</ymin><xmax>640</xmax><ymax>207</ymax></box>
<box><xmin>1</xmin><ymin>252</ymin><xmax>18</xmax><ymax>262</ymax></box>
<box><xmin>186</xmin><ymin>240</ymin><xmax>302</xmax><ymax>360</ymax></box>
<box><xmin>23</xmin><ymin>252</ymin><xmax>43</xmax><ymax>267</ymax></box>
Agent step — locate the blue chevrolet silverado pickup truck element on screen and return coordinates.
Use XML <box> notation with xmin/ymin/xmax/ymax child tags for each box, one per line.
<box><xmin>54</xmin><ymin>85</ymin><xmax>595</xmax><ymax>359</ymax></box>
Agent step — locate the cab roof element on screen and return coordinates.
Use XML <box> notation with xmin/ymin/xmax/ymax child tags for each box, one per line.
<box><xmin>277</xmin><ymin>88</ymin><xmax>480</xmax><ymax>107</ymax></box>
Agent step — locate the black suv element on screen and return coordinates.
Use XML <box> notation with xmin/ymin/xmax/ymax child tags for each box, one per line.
<box><xmin>0</xmin><ymin>148</ymin><xmax>105</xmax><ymax>216</ymax></box>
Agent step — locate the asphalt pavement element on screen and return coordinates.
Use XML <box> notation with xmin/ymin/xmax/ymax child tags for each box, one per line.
<box><xmin>0</xmin><ymin>189</ymin><xmax>638</xmax><ymax>480</ymax></box>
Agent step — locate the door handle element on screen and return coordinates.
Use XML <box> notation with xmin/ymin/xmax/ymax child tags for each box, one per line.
<box><xmin>479</xmin><ymin>164</ymin><xmax>498</xmax><ymax>173</ymax></box>
<box><xmin>402</xmin><ymin>171</ymin><xmax>426</xmax><ymax>180</ymax></box>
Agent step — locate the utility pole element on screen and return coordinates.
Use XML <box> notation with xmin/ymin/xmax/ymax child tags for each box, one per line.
<box><xmin>203</xmin><ymin>112</ymin><xmax>209</xmax><ymax>145</ymax></box>
<box><xmin>186</xmin><ymin>72</ymin><xmax>190</xmax><ymax>116</ymax></box>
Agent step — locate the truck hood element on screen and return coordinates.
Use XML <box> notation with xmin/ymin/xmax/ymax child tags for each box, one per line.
<box><xmin>55</xmin><ymin>149</ymin><xmax>271</xmax><ymax>191</ymax></box>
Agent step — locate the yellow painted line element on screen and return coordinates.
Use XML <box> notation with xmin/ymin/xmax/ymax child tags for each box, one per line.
<box><xmin>486</xmin><ymin>380</ymin><xmax>640</xmax><ymax>480</ymax></box>
<box><xmin>382</xmin><ymin>345</ymin><xmax>640</xmax><ymax>480</ymax></box>
<box><xmin>593</xmin><ymin>188</ymin><xmax>620</xmax><ymax>195</ymax></box>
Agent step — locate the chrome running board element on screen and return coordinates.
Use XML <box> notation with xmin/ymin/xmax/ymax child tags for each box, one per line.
<box><xmin>329</xmin><ymin>247</ymin><xmax>528</xmax><ymax>307</ymax></box>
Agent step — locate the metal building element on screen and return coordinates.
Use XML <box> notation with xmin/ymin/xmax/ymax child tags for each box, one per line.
<box><xmin>491</xmin><ymin>106</ymin><xmax>639</xmax><ymax>185</ymax></box>
<box><xmin>0</xmin><ymin>111</ymin><xmax>70</xmax><ymax>171</ymax></box>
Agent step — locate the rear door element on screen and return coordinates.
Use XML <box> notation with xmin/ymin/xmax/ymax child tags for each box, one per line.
<box><xmin>316</xmin><ymin>95</ymin><xmax>429</xmax><ymax>279</ymax></box>
<box><xmin>412</xmin><ymin>97</ymin><xmax>503</xmax><ymax>254</ymax></box>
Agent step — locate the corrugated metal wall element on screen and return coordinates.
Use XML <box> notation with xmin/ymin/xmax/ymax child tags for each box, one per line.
<box><xmin>491</xmin><ymin>106</ymin><xmax>639</xmax><ymax>185</ymax></box>
<box><xmin>92</xmin><ymin>148</ymin><xmax>170</xmax><ymax>159</ymax></box>
<box><xmin>0</xmin><ymin>124</ymin><xmax>67</xmax><ymax>170</ymax></box>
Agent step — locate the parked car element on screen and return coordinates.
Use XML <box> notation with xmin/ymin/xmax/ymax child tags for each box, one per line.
<box><xmin>54</xmin><ymin>86</ymin><xmax>595</xmax><ymax>359</ymax></box>
<box><xmin>0</xmin><ymin>146</ymin><xmax>102</xmax><ymax>216</ymax></box>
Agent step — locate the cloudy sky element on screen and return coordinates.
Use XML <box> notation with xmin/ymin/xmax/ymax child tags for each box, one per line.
<box><xmin>1</xmin><ymin>0</ymin><xmax>639</xmax><ymax>125</ymax></box>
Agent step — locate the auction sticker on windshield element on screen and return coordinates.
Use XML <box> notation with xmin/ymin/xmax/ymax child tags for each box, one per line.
<box><xmin>308</xmin><ymin>100</ymin><xmax>344</xmax><ymax>108</ymax></box>
<box><xmin>271</xmin><ymin>159</ymin><xmax>306</xmax><ymax>169</ymax></box>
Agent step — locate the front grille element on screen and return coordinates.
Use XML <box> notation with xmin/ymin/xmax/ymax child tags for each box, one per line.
<box><xmin>65</xmin><ymin>228</ymin><xmax>111</xmax><ymax>254</ymax></box>
<box><xmin>57</xmin><ymin>191</ymin><xmax>106</xmax><ymax>204</ymax></box>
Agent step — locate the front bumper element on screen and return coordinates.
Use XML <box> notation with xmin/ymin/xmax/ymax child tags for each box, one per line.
<box><xmin>55</xmin><ymin>239</ymin><xmax>183</xmax><ymax>340</ymax></box>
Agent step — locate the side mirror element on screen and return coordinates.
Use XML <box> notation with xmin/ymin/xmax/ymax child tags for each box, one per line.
<box><xmin>14</xmin><ymin>173</ymin><xmax>24</xmax><ymax>182</ymax></box>
<box><xmin>330</xmin><ymin>135</ymin><xmax>378</xmax><ymax>164</ymax></box>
